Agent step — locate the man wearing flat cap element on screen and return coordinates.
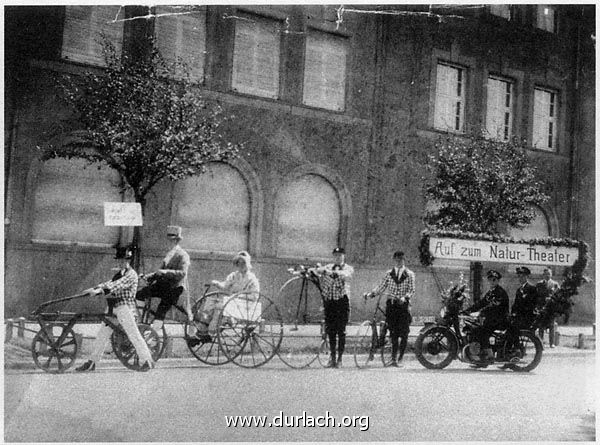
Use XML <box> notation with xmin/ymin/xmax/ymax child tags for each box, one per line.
<box><xmin>316</xmin><ymin>247</ymin><xmax>354</xmax><ymax>368</ymax></box>
<box><xmin>511</xmin><ymin>266</ymin><xmax>538</xmax><ymax>329</ymax></box>
<box><xmin>465</xmin><ymin>269</ymin><xmax>509</xmax><ymax>366</ymax></box>
<box><xmin>136</xmin><ymin>225</ymin><xmax>191</xmax><ymax>332</ymax></box>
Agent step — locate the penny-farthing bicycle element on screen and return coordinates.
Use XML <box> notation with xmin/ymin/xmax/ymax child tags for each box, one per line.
<box><xmin>276</xmin><ymin>265</ymin><xmax>329</xmax><ymax>368</ymax></box>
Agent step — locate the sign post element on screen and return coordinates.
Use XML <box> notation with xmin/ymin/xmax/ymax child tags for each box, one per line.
<box><xmin>103</xmin><ymin>202</ymin><xmax>143</xmax><ymax>227</ymax></box>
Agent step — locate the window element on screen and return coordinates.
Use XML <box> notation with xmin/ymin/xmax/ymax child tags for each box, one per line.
<box><xmin>434</xmin><ymin>63</ymin><xmax>466</xmax><ymax>133</ymax></box>
<box><xmin>303</xmin><ymin>31</ymin><xmax>347</xmax><ymax>111</ymax></box>
<box><xmin>276</xmin><ymin>174</ymin><xmax>340</xmax><ymax>259</ymax></box>
<box><xmin>61</xmin><ymin>6</ymin><xmax>124</xmax><ymax>66</ymax></box>
<box><xmin>154</xmin><ymin>6</ymin><xmax>206</xmax><ymax>82</ymax></box>
<box><xmin>509</xmin><ymin>206</ymin><xmax>550</xmax><ymax>240</ymax></box>
<box><xmin>536</xmin><ymin>5</ymin><xmax>556</xmax><ymax>33</ymax></box>
<box><xmin>532</xmin><ymin>88</ymin><xmax>558</xmax><ymax>151</ymax></box>
<box><xmin>32</xmin><ymin>159</ymin><xmax>121</xmax><ymax>244</ymax></box>
<box><xmin>485</xmin><ymin>76</ymin><xmax>513</xmax><ymax>141</ymax></box>
<box><xmin>490</xmin><ymin>5</ymin><xmax>510</xmax><ymax>20</ymax></box>
<box><xmin>231</xmin><ymin>18</ymin><xmax>280</xmax><ymax>99</ymax></box>
<box><xmin>175</xmin><ymin>163</ymin><xmax>250</xmax><ymax>253</ymax></box>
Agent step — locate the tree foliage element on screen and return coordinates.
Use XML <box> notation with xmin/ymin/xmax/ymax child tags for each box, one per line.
<box><xmin>41</xmin><ymin>38</ymin><xmax>240</xmax><ymax>206</ymax></box>
<box><xmin>39</xmin><ymin>37</ymin><xmax>242</xmax><ymax>268</ymax></box>
<box><xmin>424</xmin><ymin>135</ymin><xmax>549</xmax><ymax>234</ymax></box>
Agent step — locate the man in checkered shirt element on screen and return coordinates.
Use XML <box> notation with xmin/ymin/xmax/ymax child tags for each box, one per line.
<box><xmin>316</xmin><ymin>247</ymin><xmax>354</xmax><ymax>368</ymax></box>
<box><xmin>365</xmin><ymin>250</ymin><xmax>415</xmax><ymax>367</ymax></box>
<box><xmin>75</xmin><ymin>246</ymin><xmax>155</xmax><ymax>372</ymax></box>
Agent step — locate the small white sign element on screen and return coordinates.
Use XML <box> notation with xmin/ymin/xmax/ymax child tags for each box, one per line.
<box><xmin>103</xmin><ymin>202</ymin><xmax>143</xmax><ymax>226</ymax></box>
<box><xmin>429</xmin><ymin>237</ymin><xmax>578</xmax><ymax>266</ymax></box>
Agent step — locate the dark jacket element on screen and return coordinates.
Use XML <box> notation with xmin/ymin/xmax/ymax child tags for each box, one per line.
<box><xmin>511</xmin><ymin>282</ymin><xmax>538</xmax><ymax>327</ymax></box>
<box><xmin>467</xmin><ymin>285</ymin><xmax>509</xmax><ymax>328</ymax></box>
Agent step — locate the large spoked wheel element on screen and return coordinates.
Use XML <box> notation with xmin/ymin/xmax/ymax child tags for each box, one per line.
<box><xmin>31</xmin><ymin>324</ymin><xmax>78</xmax><ymax>373</ymax></box>
<box><xmin>414</xmin><ymin>326</ymin><xmax>458</xmax><ymax>369</ymax></box>
<box><xmin>353</xmin><ymin>321</ymin><xmax>379</xmax><ymax>368</ymax></box>
<box><xmin>316</xmin><ymin>338</ymin><xmax>329</xmax><ymax>367</ymax></box>
<box><xmin>111</xmin><ymin>324</ymin><xmax>161</xmax><ymax>371</ymax></box>
<box><xmin>184</xmin><ymin>292</ymin><xmax>232</xmax><ymax>365</ymax></box>
<box><xmin>218</xmin><ymin>293</ymin><xmax>283</xmax><ymax>368</ymax></box>
<box><xmin>277</xmin><ymin>276</ymin><xmax>323</xmax><ymax>368</ymax></box>
<box><xmin>505</xmin><ymin>330</ymin><xmax>543</xmax><ymax>372</ymax></box>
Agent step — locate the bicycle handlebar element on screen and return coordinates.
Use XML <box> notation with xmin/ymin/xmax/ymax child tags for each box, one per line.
<box><xmin>31</xmin><ymin>292</ymin><xmax>90</xmax><ymax>316</ymax></box>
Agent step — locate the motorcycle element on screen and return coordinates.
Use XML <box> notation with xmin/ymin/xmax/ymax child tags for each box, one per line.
<box><xmin>414</xmin><ymin>284</ymin><xmax>543</xmax><ymax>372</ymax></box>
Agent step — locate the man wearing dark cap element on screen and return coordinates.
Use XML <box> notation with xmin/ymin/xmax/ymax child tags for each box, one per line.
<box><xmin>76</xmin><ymin>246</ymin><xmax>154</xmax><ymax>372</ymax></box>
<box><xmin>511</xmin><ymin>266</ymin><xmax>538</xmax><ymax>329</ymax></box>
<box><xmin>316</xmin><ymin>247</ymin><xmax>354</xmax><ymax>368</ymax></box>
<box><xmin>136</xmin><ymin>225</ymin><xmax>191</xmax><ymax>332</ymax></box>
<box><xmin>365</xmin><ymin>250</ymin><xmax>415</xmax><ymax>367</ymax></box>
<box><xmin>465</xmin><ymin>269</ymin><xmax>509</xmax><ymax>366</ymax></box>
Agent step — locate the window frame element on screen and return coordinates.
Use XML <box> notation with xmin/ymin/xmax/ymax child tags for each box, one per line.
<box><xmin>531</xmin><ymin>86</ymin><xmax>559</xmax><ymax>152</ymax></box>
<box><xmin>485</xmin><ymin>75</ymin><xmax>515</xmax><ymax>142</ymax></box>
<box><xmin>230</xmin><ymin>14</ymin><xmax>283</xmax><ymax>100</ymax></box>
<box><xmin>301</xmin><ymin>29</ymin><xmax>349</xmax><ymax>112</ymax></box>
<box><xmin>433</xmin><ymin>61</ymin><xmax>467</xmax><ymax>134</ymax></box>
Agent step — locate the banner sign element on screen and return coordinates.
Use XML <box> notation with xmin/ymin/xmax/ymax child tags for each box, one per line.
<box><xmin>429</xmin><ymin>237</ymin><xmax>578</xmax><ymax>266</ymax></box>
<box><xmin>103</xmin><ymin>202</ymin><xmax>143</xmax><ymax>226</ymax></box>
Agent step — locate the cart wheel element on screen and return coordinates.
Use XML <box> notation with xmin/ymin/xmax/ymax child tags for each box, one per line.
<box><xmin>184</xmin><ymin>292</ymin><xmax>232</xmax><ymax>365</ymax></box>
<box><xmin>138</xmin><ymin>302</ymin><xmax>168</xmax><ymax>359</ymax></box>
<box><xmin>218</xmin><ymin>293</ymin><xmax>283</xmax><ymax>368</ymax></box>
<box><xmin>111</xmin><ymin>324</ymin><xmax>160</xmax><ymax>371</ymax></box>
<box><xmin>31</xmin><ymin>324</ymin><xmax>78</xmax><ymax>373</ymax></box>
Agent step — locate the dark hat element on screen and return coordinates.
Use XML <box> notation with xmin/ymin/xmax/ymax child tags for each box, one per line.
<box><xmin>332</xmin><ymin>247</ymin><xmax>345</xmax><ymax>255</ymax></box>
<box><xmin>486</xmin><ymin>269</ymin><xmax>502</xmax><ymax>280</ymax></box>
<box><xmin>393</xmin><ymin>251</ymin><xmax>405</xmax><ymax>259</ymax></box>
<box><xmin>115</xmin><ymin>246</ymin><xmax>133</xmax><ymax>260</ymax></box>
<box><xmin>516</xmin><ymin>266</ymin><xmax>531</xmax><ymax>275</ymax></box>
<box><xmin>166</xmin><ymin>225</ymin><xmax>183</xmax><ymax>240</ymax></box>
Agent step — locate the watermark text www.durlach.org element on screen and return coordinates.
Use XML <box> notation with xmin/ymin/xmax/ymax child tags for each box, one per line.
<box><xmin>225</xmin><ymin>411</ymin><xmax>370</xmax><ymax>431</ymax></box>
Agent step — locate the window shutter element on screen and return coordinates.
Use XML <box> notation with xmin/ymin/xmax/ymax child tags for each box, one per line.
<box><xmin>276</xmin><ymin>174</ymin><xmax>340</xmax><ymax>259</ymax></box>
<box><xmin>155</xmin><ymin>6</ymin><xmax>206</xmax><ymax>82</ymax></box>
<box><xmin>176</xmin><ymin>163</ymin><xmax>250</xmax><ymax>253</ymax></box>
<box><xmin>61</xmin><ymin>6</ymin><xmax>123</xmax><ymax>66</ymax></box>
<box><xmin>32</xmin><ymin>159</ymin><xmax>120</xmax><ymax>245</ymax></box>
<box><xmin>303</xmin><ymin>33</ymin><xmax>347</xmax><ymax>111</ymax></box>
<box><xmin>232</xmin><ymin>19</ymin><xmax>280</xmax><ymax>99</ymax></box>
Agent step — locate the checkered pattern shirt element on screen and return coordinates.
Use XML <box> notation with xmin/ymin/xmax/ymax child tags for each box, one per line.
<box><xmin>371</xmin><ymin>268</ymin><xmax>415</xmax><ymax>301</ymax></box>
<box><xmin>319</xmin><ymin>263</ymin><xmax>354</xmax><ymax>301</ymax></box>
<box><xmin>96</xmin><ymin>266</ymin><xmax>139</xmax><ymax>312</ymax></box>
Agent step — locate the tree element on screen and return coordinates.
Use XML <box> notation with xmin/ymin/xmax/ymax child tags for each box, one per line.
<box><xmin>40</xmin><ymin>38</ymin><xmax>241</xmax><ymax>269</ymax></box>
<box><xmin>424</xmin><ymin>134</ymin><xmax>550</xmax><ymax>234</ymax></box>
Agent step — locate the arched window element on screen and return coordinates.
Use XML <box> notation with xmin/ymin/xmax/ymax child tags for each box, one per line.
<box><xmin>175</xmin><ymin>162</ymin><xmax>250</xmax><ymax>253</ymax></box>
<box><xmin>32</xmin><ymin>158</ymin><xmax>121</xmax><ymax>244</ymax></box>
<box><xmin>509</xmin><ymin>205</ymin><xmax>551</xmax><ymax>240</ymax></box>
<box><xmin>276</xmin><ymin>174</ymin><xmax>340</xmax><ymax>259</ymax></box>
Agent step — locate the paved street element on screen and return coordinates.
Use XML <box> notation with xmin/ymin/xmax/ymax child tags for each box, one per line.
<box><xmin>4</xmin><ymin>352</ymin><xmax>595</xmax><ymax>442</ymax></box>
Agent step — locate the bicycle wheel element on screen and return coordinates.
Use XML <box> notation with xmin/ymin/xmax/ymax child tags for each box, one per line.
<box><xmin>277</xmin><ymin>276</ymin><xmax>323</xmax><ymax>368</ymax></box>
<box><xmin>184</xmin><ymin>292</ymin><xmax>232</xmax><ymax>365</ymax></box>
<box><xmin>353</xmin><ymin>321</ymin><xmax>379</xmax><ymax>368</ymax></box>
<box><xmin>217</xmin><ymin>293</ymin><xmax>283</xmax><ymax>368</ymax></box>
<box><xmin>31</xmin><ymin>324</ymin><xmax>78</xmax><ymax>373</ymax></box>
<box><xmin>138</xmin><ymin>301</ymin><xmax>168</xmax><ymax>359</ymax></box>
<box><xmin>111</xmin><ymin>324</ymin><xmax>161</xmax><ymax>371</ymax></box>
<box><xmin>316</xmin><ymin>338</ymin><xmax>329</xmax><ymax>367</ymax></box>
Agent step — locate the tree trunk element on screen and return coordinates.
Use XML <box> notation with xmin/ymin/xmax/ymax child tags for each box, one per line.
<box><xmin>132</xmin><ymin>196</ymin><xmax>146</xmax><ymax>273</ymax></box>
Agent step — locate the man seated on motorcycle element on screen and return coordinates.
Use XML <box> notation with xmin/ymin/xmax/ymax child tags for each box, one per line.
<box><xmin>464</xmin><ymin>269</ymin><xmax>509</xmax><ymax>367</ymax></box>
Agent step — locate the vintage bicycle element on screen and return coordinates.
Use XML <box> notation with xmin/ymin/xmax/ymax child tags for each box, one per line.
<box><xmin>353</xmin><ymin>293</ymin><xmax>394</xmax><ymax>368</ymax></box>
<box><xmin>30</xmin><ymin>292</ymin><xmax>161</xmax><ymax>373</ymax></box>
<box><xmin>276</xmin><ymin>265</ymin><xmax>329</xmax><ymax>368</ymax></box>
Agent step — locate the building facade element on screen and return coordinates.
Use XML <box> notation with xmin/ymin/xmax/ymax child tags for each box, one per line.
<box><xmin>4</xmin><ymin>5</ymin><xmax>595</xmax><ymax>323</ymax></box>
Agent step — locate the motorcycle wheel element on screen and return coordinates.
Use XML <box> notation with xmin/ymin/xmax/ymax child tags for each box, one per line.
<box><xmin>505</xmin><ymin>330</ymin><xmax>543</xmax><ymax>372</ymax></box>
<box><xmin>414</xmin><ymin>326</ymin><xmax>458</xmax><ymax>369</ymax></box>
